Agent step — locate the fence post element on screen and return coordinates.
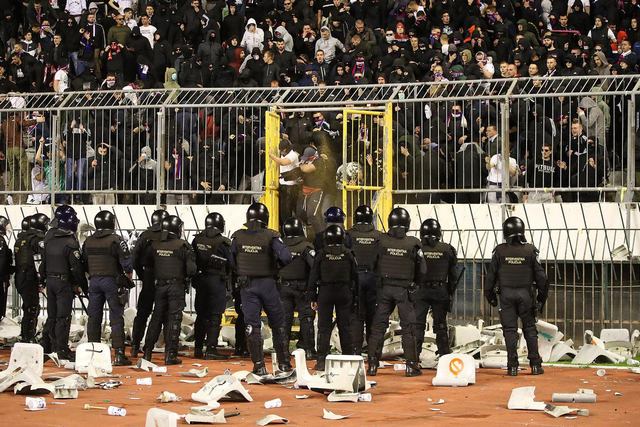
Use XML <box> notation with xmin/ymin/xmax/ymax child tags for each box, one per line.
<box><xmin>500</xmin><ymin>98</ymin><xmax>510</xmax><ymax>222</ymax></box>
<box><xmin>156</xmin><ymin>107</ymin><xmax>165</xmax><ymax>207</ymax></box>
<box><xmin>626</xmin><ymin>98</ymin><xmax>636</xmax><ymax>203</ymax></box>
<box><xmin>50</xmin><ymin>109</ymin><xmax>61</xmax><ymax>205</ymax></box>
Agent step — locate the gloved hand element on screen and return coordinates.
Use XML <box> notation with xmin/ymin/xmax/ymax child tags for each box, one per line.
<box><xmin>535</xmin><ymin>300</ymin><xmax>545</xmax><ymax>316</ymax></box>
<box><xmin>486</xmin><ymin>291</ymin><xmax>498</xmax><ymax>307</ymax></box>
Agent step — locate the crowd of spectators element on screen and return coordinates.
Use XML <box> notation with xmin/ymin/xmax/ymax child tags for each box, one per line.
<box><xmin>0</xmin><ymin>0</ymin><xmax>638</xmax><ymax>206</ymax></box>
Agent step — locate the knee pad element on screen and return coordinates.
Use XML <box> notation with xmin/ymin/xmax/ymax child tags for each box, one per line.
<box><xmin>26</xmin><ymin>306</ymin><xmax>40</xmax><ymax>316</ymax></box>
<box><xmin>245</xmin><ymin>324</ymin><xmax>261</xmax><ymax>338</ymax></box>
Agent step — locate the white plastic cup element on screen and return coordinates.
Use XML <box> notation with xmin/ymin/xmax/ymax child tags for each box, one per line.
<box><xmin>107</xmin><ymin>406</ymin><xmax>127</xmax><ymax>417</ymax></box>
<box><xmin>393</xmin><ymin>364</ymin><xmax>406</xmax><ymax>371</ymax></box>
<box><xmin>25</xmin><ymin>397</ymin><xmax>46</xmax><ymax>410</ymax></box>
<box><xmin>152</xmin><ymin>366</ymin><xmax>168</xmax><ymax>373</ymax></box>
<box><xmin>264</xmin><ymin>398</ymin><xmax>282</xmax><ymax>409</ymax></box>
<box><xmin>358</xmin><ymin>393</ymin><xmax>372</xmax><ymax>402</ymax></box>
<box><xmin>137</xmin><ymin>377</ymin><xmax>153</xmax><ymax>385</ymax></box>
<box><xmin>596</xmin><ymin>369</ymin><xmax>606</xmax><ymax>377</ymax></box>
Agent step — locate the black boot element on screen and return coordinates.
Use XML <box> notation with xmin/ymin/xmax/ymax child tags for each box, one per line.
<box><xmin>193</xmin><ymin>316</ymin><xmax>207</xmax><ymax>359</ymax></box>
<box><xmin>204</xmin><ymin>347</ymin><xmax>229</xmax><ymax>360</ymax></box>
<box><xmin>252</xmin><ymin>361</ymin><xmax>268</xmax><ymax>376</ymax></box>
<box><xmin>113</xmin><ymin>348</ymin><xmax>132</xmax><ymax>366</ymax></box>
<box><xmin>194</xmin><ymin>346</ymin><xmax>204</xmax><ymax>359</ymax></box>
<box><xmin>130</xmin><ymin>344</ymin><xmax>141</xmax><ymax>358</ymax></box>
<box><xmin>142</xmin><ymin>348</ymin><xmax>153</xmax><ymax>362</ymax></box>
<box><xmin>367</xmin><ymin>357</ymin><xmax>378</xmax><ymax>376</ymax></box>
<box><xmin>165</xmin><ymin>351</ymin><xmax>182</xmax><ymax>365</ymax></box>
<box><xmin>272</xmin><ymin>327</ymin><xmax>292</xmax><ymax>372</ymax></box>
<box><xmin>405</xmin><ymin>360</ymin><xmax>422</xmax><ymax>377</ymax></box>
<box><xmin>313</xmin><ymin>357</ymin><xmax>326</xmax><ymax>371</ymax></box>
<box><xmin>507</xmin><ymin>366</ymin><xmax>519</xmax><ymax>376</ymax></box>
<box><xmin>58</xmin><ymin>350</ymin><xmax>75</xmax><ymax>362</ymax></box>
<box><xmin>531</xmin><ymin>365</ymin><xmax>544</xmax><ymax>375</ymax></box>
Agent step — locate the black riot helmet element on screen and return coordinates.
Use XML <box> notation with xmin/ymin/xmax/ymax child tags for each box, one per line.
<box><xmin>503</xmin><ymin>216</ymin><xmax>526</xmax><ymax>243</ymax></box>
<box><xmin>0</xmin><ymin>216</ymin><xmax>8</xmax><ymax>235</ymax></box>
<box><xmin>22</xmin><ymin>215</ymin><xmax>33</xmax><ymax>231</ymax></box>
<box><xmin>151</xmin><ymin>209</ymin><xmax>169</xmax><ymax>226</ymax></box>
<box><xmin>324</xmin><ymin>224</ymin><xmax>345</xmax><ymax>246</ymax></box>
<box><xmin>354</xmin><ymin>205</ymin><xmax>373</xmax><ymax>224</ymax></box>
<box><xmin>420</xmin><ymin>218</ymin><xmax>441</xmax><ymax>246</ymax></box>
<box><xmin>30</xmin><ymin>213</ymin><xmax>50</xmax><ymax>232</ymax></box>
<box><xmin>388</xmin><ymin>207</ymin><xmax>411</xmax><ymax>231</ymax></box>
<box><xmin>324</xmin><ymin>206</ymin><xmax>346</xmax><ymax>224</ymax></box>
<box><xmin>54</xmin><ymin>205</ymin><xmax>80</xmax><ymax>233</ymax></box>
<box><xmin>246</xmin><ymin>202</ymin><xmax>269</xmax><ymax>225</ymax></box>
<box><xmin>205</xmin><ymin>212</ymin><xmax>225</xmax><ymax>231</ymax></box>
<box><xmin>94</xmin><ymin>210</ymin><xmax>115</xmax><ymax>230</ymax></box>
<box><xmin>162</xmin><ymin>215</ymin><xmax>183</xmax><ymax>239</ymax></box>
<box><xmin>282</xmin><ymin>217</ymin><xmax>304</xmax><ymax>237</ymax></box>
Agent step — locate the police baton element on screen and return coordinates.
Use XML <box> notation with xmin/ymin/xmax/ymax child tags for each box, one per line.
<box><xmin>448</xmin><ymin>266</ymin><xmax>466</xmax><ymax>313</ymax></box>
<box><xmin>76</xmin><ymin>293</ymin><xmax>89</xmax><ymax>315</ymax></box>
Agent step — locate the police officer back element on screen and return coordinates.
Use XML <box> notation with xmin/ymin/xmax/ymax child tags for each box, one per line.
<box><xmin>192</xmin><ymin>212</ymin><xmax>231</xmax><ymax>360</ymax></box>
<box><xmin>366</xmin><ymin>207</ymin><xmax>425</xmax><ymax>377</ymax></box>
<box><xmin>130</xmin><ymin>209</ymin><xmax>168</xmax><ymax>357</ymax></box>
<box><xmin>278</xmin><ymin>217</ymin><xmax>316</xmax><ymax>359</ymax></box>
<box><xmin>485</xmin><ymin>216</ymin><xmax>548</xmax><ymax>376</ymax></box>
<box><xmin>14</xmin><ymin>214</ymin><xmax>48</xmax><ymax>343</ymax></box>
<box><xmin>415</xmin><ymin>218</ymin><xmax>458</xmax><ymax>357</ymax></box>
<box><xmin>142</xmin><ymin>215</ymin><xmax>197</xmax><ymax>365</ymax></box>
<box><xmin>82</xmin><ymin>210</ymin><xmax>134</xmax><ymax>366</ymax></box>
<box><xmin>0</xmin><ymin>216</ymin><xmax>14</xmax><ymax>322</ymax></box>
<box><xmin>310</xmin><ymin>224</ymin><xmax>358</xmax><ymax>371</ymax></box>
<box><xmin>41</xmin><ymin>205</ymin><xmax>87</xmax><ymax>360</ymax></box>
<box><xmin>230</xmin><ymin>203</ymin><xmax>293</xmax><ymax>375</ymax></box>
<box><xmin>346</xmin><ymin>205</ymin><xmax>380</xmax><ymax>355</ymax></box>
<box><xmin>313</xmin><ymin>207</ymin><xmax>352</xmax><ymax>252</ymax></box>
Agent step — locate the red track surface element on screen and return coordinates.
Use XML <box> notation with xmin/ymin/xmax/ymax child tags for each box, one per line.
<box><xmin>0</xmin><ymin>350</ymin><xmax>638</xmax><ymax>426</ymax></box>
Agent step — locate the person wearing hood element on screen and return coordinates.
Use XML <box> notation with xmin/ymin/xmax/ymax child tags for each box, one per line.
<box><xmin>88</xmin><ymin>142</ymin><xmax>123</xmax><ymax>205</ymax></box>
<box><xmin>588</xmin><ymin>16</ymin><xmax>616</xmax><ymax>56</ymax></box>
<box><xmin>590</xmin><ymin>50</ymin><xmax>610</xmax><ymax>76</ymax></box>
<box><xmin>315</xmin><ymin>25</ymin><xmax>345</xmax><ymax>63</ymax></box>
<box><xmin>275</xmin><ymin>25</ymin><xmax>294</xmax><ymax>52</ymax></box>
<box><xmin>516</xmin><ymin>19</ymin><xmax>540</xmax><ymax>47</ymax></box>
<box><xmin>128</xmin><ymin>145</ymin><xmax>158</xmax><ymax>205</ymax></box>
<box><xmin>235</xmin><ymin>68</ymin><xmax>258</xmax><ymax>88</ymax></box>
<box><xmin>221</xmin><ymin>2</ymin><xmax>244</xmax><ymax>41</ymax></box>
<box><xmin>164</xmin><ymin>67</ymin><xmax>180</xmax><ymax>89</ymax></box>
<box><xmin>568</xmin><ymin>1</ymin><xmax>591</xmax><ymax>35</ymax></box>
<box><xmin>577</xmin><ymin>96</ymin><xmax>606</xmax><ymax>146</ymax></box>
<box><xmin>225</xmin><ymin>36</ymin><xmax>245</xmax><ymax>73</ymax></box>
<box><xmin>563</xmin><ymin>54</ymin><xmax>585</xmax><ymax>76</ymax></box>
<box><xmin>240</xmin><ymin>18</ymin><xmax>264</xmax><ymax>54</ymax></box>
<box><xmin>197</xmin><ymin>30</ymin><xmax>223</xmax><ymax>67</ymax></box>
<box><xmin>239</xmin><ymin>47</ymin><xmax>265</xmax><ymax>84</ymax></box>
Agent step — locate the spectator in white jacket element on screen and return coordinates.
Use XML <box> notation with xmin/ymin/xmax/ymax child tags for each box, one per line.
<box><xmin>240</xmin><ymin>18</ymin><xmax>264</xmax><ymax>54</ymax></box>
<box><xmin>315</xmin><ymin>26</ymin><xmax>345</xmax><ymax>63</ymax></box>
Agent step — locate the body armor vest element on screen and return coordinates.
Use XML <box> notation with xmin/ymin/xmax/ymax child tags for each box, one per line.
<box><xmin>0</xmin><ymin>238</ymin><xmax>10</xmax><ymax>278</ymax></box>
<box><xmin>495</xmin><ymin>243</ymin><xmax>536</xmax><ymax>288</ymax></box>
<box><xmin>152</xmin><ymin>238</ymin><xmax>188</xmax><ymax>281</ymax></box>
<box><xmin>84</xmin><ymin>233</ymin><xmax>121</xmax><ymax>277</ymax></box>
<box><xmin>15</xmin><ymin>230</ymin><xmax>42</xmax><ymax>272</ymax></box>
<box><xmin>193</xmin><ymin>230</ymin><xmax>229</xmax><ymax>274</ymax></box>
<box><xmin>44</xmin><ymin>229</ymin><xmax>77</xmax><ymax>275</ymax></box>
<box><xmin>348</xmin><ymin>225</ymin><xmax>379</xmax><ymax>271</ymax></box>
<box><xmin>279</xmin><ymin>237</ymin><xmax>313</xmax><ymax>281</ymax></box>
<box><xmin>232</xmin><ymin>228</ymin><xmax>278</xmax><ymax>277</ymax></box>
<box><xmin>378</xmin><ymin>234</ymin><xmax>418</xmax><ymax>284</ymax></box>
<box><xmin>319</xmin><ymin>246</ymin><xmax>351</xmax><ymax>284</ymax></box>
<box><xmin>422</xmin><ymin>241</ymin><xmax>452</xmax><ymax>282</ymax></box>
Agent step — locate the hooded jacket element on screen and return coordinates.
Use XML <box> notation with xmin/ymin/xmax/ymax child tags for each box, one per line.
<box><xmin>197</xmin><ymin>30</ymin><xmax>223</xmax><ymax>66</ymax></box>
<box><xmin>578</xmin><ymin>96</ymin><xmax>606</xmax><ymax>144</ymax></box>
<box><xmin>275</xmin><ymin>25</ymin><xmax>294</xmax><ymax>52</ymax></box>
<box><xmin>314</xmin><ymin>27</ymin><xmax>345</xmax><ymax>62</ymax></box>
<box><xmin>240</xmin><ymin>18</ymin><xmax>264</xmax><ymax>54</ymax></box>
<box><xmin>591</xmin><ymin>51</ymin><xmax>611</xmax><ymax>76</ymax></box>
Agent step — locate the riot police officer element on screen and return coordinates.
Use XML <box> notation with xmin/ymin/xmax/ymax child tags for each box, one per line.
<box><xmin>310</xmin><ymin>224</ymin><xmax>358</xmax><ymax>371</ymax></box>
<box><xmin>142</xmin><ymin>215</ymin><xmax>197</xmax><ymax>365</ymax></box>
<box><xmin>366</xmin><ymin>207</ymin><xmax>425</xmax><ymax>377</ymax></box>
<box><xmin>41</xmin><ymin>205</ymin><xmax>87</xmax><ymax>360</ymax></box>
<box><xmin>0</xmin><ymin>216</ymin><xmax>14</xmax><ymax>322</ymax></box>
<box><xmin>230</xmin><ymin>203</ymin><xmax>293</xmax><ymax>375</ymax></box>
<box><xmin>83</xmin><ymin>211</ymin><xmax>134</xmax><ymax>366</ymax></box>
<box><xmin>485</xmin><ymin>216</ymin><xmax>548</xmax><ymax>376</ymax></box>
<box><xmin>415</xmin><ymin>218</ymin><xmax>458</xmax><ymax>357</ymax></box>
<box><xmin>313</xmin><ymin>207</ymin><xmax>352</xmax><ymax>251</ymax></box>
<box><xmin>346</xmin><ymin>205</ymin><xmax>380</xmax><ymax>355</ymax></box>
<box><xmin>278</xmin><ymin>217</ymin><xmax>316</xmax><ymax>359</ymax></box>
<box><xmin>15</xmin><ymin>214</ymin><xmax>48</xmax><ymax>343</ymax></box>
<box><xmin>131</xmin><ymin>209</ymin><xmax>168</xmax><ymax>357</ymax></box>
<box><xmin>192</xmin><ymin>212</ymin><xmax>231</xmax><ymax>360</ymax></box>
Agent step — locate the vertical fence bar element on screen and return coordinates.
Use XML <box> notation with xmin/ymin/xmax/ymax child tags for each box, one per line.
<box><xmin>156</xmin><ymin>107</ymin><xmax>165</xmax><ymax>207</ymax></box>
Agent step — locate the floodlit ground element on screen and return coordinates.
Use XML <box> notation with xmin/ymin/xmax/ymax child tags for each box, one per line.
<box><xmin>0</xmin><ymin>350</ymin><xmax>638</xmax><ymax>426</ymax></box>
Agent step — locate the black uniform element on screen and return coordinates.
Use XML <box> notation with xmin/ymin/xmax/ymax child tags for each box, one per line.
<box><xmin>14</xmin><ymin>228</ymin><xmax>44</xmax><ymax>342</ymax></box>
<box><xmin>230</xmin><ymin>222</ymin><xmax>293</xmax><ymax>370</ymax></box>
<box><xmin>41</xmin><ymin>228</ymin><xmax>87</xmax><ymax>357</ymax></box>
<box><xmin>367</xmin><ymin>229</ymin><xmax>425</xmax><ymax>365</ymax></box>
<box><xmin>278</xmin><ymin>236</ymin><xmax>316</xmax><ymax>357</ymax></box>
<box><xmin>191</xmin><ymin>228</ymin><xmax>231</xmax><ymax>356</ymax></box>
<box><xmin>82</xmin><ymin>230</ymin><xmax>133</xmax><ymax>350</ymax></box>
<box><xmin>130</xmin><ymin>224</ymin><xmax>163</xmax><ymax>352</ymax></box>
<box><xmin>0</xmin><ymin>235</ymin><xmax>14</xmax><ymax>322</ymax></box>
<box><xmin>309</xmin><ymin>243</ymin><xmax>358</xmax><ymax>365</ymax></box>
<box><xmin>143</xmin><ymin>232</ymin><xmax>197</xmax><ymax>361</ymax></box>
<box><xmin>415</xmin><ymin>241</ymin><xmax>458</xmax><ymax>356</ymax></box>
<box><xmin>485</xmin><ymin>242</ymin><xmax>548</xmax><ymax>369</ymax></box>
<box><xmin>346</xmin><ymin>223</ymin><xmax>380</xmax><ymax>354</ymax></box>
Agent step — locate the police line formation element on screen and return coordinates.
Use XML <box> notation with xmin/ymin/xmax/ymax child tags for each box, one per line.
<box><xmin>0</xmin><ymin>202</ymin><xmax>547</xmax><ymax>378</ymax></box>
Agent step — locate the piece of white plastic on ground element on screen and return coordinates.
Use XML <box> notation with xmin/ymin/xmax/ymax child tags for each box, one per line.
<box><xmin>322</xmin><ymin>409</ymin><xmax>350</xmax><ymax>420</ymax></box>
<box><xmin>244</xmin><ymin>373</ymin><xmax>263</xmax><ymax>384</ymax></box>
<box><xmin>4</xmin><ymin>343</ymin><xmax>44</xmax><ymax>377</ymax></box>
<box><xmin>507</xmin><ymin>386</ymin><xmax>546</xmax><ymax>411</ymax></box>
<box><xmin>185</xmin><ymin>409</ymin><xmax>227</xmax><ymax>424</ymax></box>
<box><xmin>451</xmin><ymin>325</ymin><xmax>482</xmax><ymax>347</ymax></box>
<box><xmin>630</xmin><ymin>367</ymin><xmax>640</xmax><ymax>374</ymax></box>
<box><xmin>256</xmin><ymin>414</ymin><xmax>288</xmax><ymax>426</ymax></box>
<box><xmin>145</xmin><ymin>408</ymin><xmax>180</xmax><ymax>427</ymax></box>
<box><xmin>293</xmin><ymin>349</ymin><xmax>372</xmax><ymax>394</ymax></box>
<box><xmin>544</xmin><ymin>404</ymin><xmax>590</xmax><ymax>418</ymax></box>
<box><xmin>180</xmin><ymin>380</ymin><xmax>201</xmax><ymax>384</ymax></box>
<box><xmin>190</xmin><ymin>402</ymin><xmax>221</xmax><ymax>413</ymax></box>
<box><xmin>295</xmin><ymin>395</ymin><xmax>309</xmax><ymax>399</ymax></box>
<box><xmin>0</xmin><ymin>366</ymin><xmax>47</xmax><ymax>393</ymax></box>
<box><xmin>13</xmin><ymin>381</ymin><xmax>54</xmax><ymax>395</ymax></box>
<box><xmin>136</xmin><ymin>358</ymin><xmax>160</xmax><ymax>373</ymax></box>
<box><xmin>75</xmin><ymin>342</ymin><xmax>112</xmax><ymax>375</ymax></box>
<box><xmin>600</xmin><ymin>329</ymin><xmax>630</xmax><ymax>343</ymax></box>
<box><xmin>137</xmin><ymin>377</ymin><xmax>153</xmax><ymax>385</ymax></box>
<box><xmin>536</xmin><ymin>320</ymin><xmax>561</xmax><ymax>363</ymax></box>
<box><xmin>432</xmin><ymin>399</ymin><xmax>445</xmax><ymax>405</ymax></box>
<box><xmin>571</xmin><ymin>344</ymin><xmax>626</xmax><ymax>365</ymax></box>
<box><xmin>53</xmin><ymin>388</ymin><xmax>79</xmax><ymax>399</ymax></box>
<box><xmin>432</xmin><ymin>353</ymin><xmax>476</xmax><ymax>387</ymax></box>
<box><xmin>393</xmin><ymin>363</ymin><xmax>406</xmax><ymax>371</ymax></box>
<box><xmin>0</xmin><ymin>317</ymin><xmax>21</xmax><ymax>341</ymax></box>
<box><xmin>583</xmin><ymin>330</ymin><xmax>605</xmax><ymax>349</ymax></box>
<box><xmin>614</xmin><ymin>392</ymin><xmax>623</xmax><ymax>396</ymax></box>
<box><xmin>264</xmin><ymin>398</ymin><xmax>282</xmax><ymax>409</ymax></box>
<box><xmin>63</xmin><ymin>361</ymin><xmax>76</xmax><ymax>370</ymax></box>
<box><xmin>552</xmin><ymin>389</ymin><xmax>597</xmax><ymax>403</ymax></box>
<box><xmin>327</xmin><ymin>391</ymin><xmax>359</xmax><ymax>402</ymax></box>
<box><xmin>358</xmin><ymin>393</ymin><xmax>372</xmax><ymax>402</ymax></box>
<box><xmin>430</xmin><ymin>408</ymin><xmax>441</xmax><ymax>412</ymax></box>
<box><xmin>180</xmin><ymin>367</ymin><xmax>208</xmax><ymax>378</ymax></box>
<box><xmin>191</xmin><ymin>374</ymin><xmax>253</xmax><ymax>404</ymax></box>
<box><xmin>378</xmin><ymin>361</ymin><xmax>392</xmax><ymax>368</ymax></box>
<box><xmin>231</xmin><ymin>370</ymin><xmax>251</xmax><ymax>381</ymax></box>
<box><xmin>480</xmin><ymin>344</ymin><xmax>509</xmax><ymax>369</ymax></box>
<box><xmin>158</xmin><ymin>391</ymin><xmax>182</xmax><ymax>403</ymax></box>
<box><xmin>192</xmin><ymin>363</ymin><xmax>203</xmax><ymax>367</ymax></box>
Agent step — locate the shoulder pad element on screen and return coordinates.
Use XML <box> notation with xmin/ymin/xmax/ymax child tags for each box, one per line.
<box><xmin>73</xmin><ymin>250</ymin><xmax>81</xmax><ymax>260</ymax></box>
<box><xmin>417</xmin><ymin>248</ymin><xmax>424</xmax><ymax>258</ymax></box>
<box><xmin>450</xmin><ymin>245</ymin><xmax>458</xmax><ymax>258</ymax></box>
<box><xmin>230</xmin><ymin>230</ymin><xmax>241</xmax><ymax>239</ymax></box>
<box><xmin>221</xmin><ymin>236</ymin><xmax>232</xmax><ymax>246</ymax></box>
<box><xmin>269</xmin><ymin>229</ymin><xmax>281</xmax><ymax>238</ymax></box>
<box><xmin>308</xmin><ymin>249</ymin><xmax>316</xmax><ymax>257</ymax></box>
